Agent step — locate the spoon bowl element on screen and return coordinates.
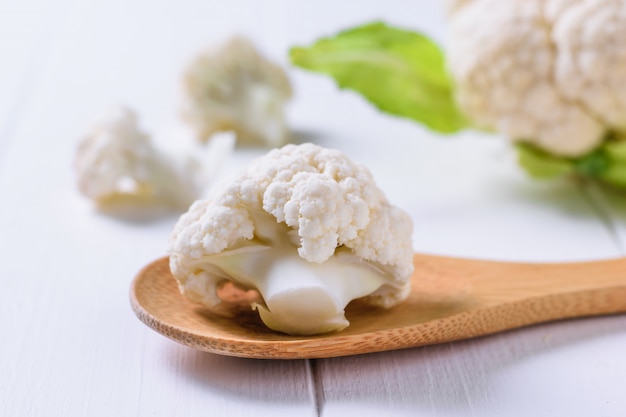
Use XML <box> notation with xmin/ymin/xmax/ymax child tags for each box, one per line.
<box><xmin>130</xmin><ymin>255</ymin><xmax>626</xmax><ymax>359</ymax></box>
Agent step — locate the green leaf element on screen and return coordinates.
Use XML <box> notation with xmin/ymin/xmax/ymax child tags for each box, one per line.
<box><xmin>604</xmin><ymin>139</ymin><xmax>626</xmax><ymax>162</ymax></box>
<box><xmin>574</xmin><ymin>150</ymin><xmax>610</xmax><ymax>177</ymax></box>
<box><xmin>289</xmin><ymin>22</ymin><xmax>469</xmax><ymax>133</ymax></box>
<box><xmin>600</xmin><ymin>163</ymin><xmax>626</xmax><ymax>187</ymax></box>
<box><xmin>515</xmin><ymin>144</ymin><xmax>574</xmax><ymax>179</ymax></box>
<box><xmin>515</xmin><ymin>133</ymin><xmax>626</xmax><ymax>189</ymax></box>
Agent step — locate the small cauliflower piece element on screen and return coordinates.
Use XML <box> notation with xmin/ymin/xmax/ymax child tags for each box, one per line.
<box><xmin>181</xmin><ymin>36</ymin><xmax>293</xmax><ymax>147</ymax></box>
<box><xmin>74</xmin><ymin>107</ymin><xmax>233</xmax><ymax>210</ymax></box>
<box><xmin>169</xmin><ymin>143</ymin><xmax>414</xmax><ymax>335</ymax></box>
<box><xmin>446</xmin><ymin>0</ymin><xmax>626</xmax><ymax>158</ymax></box>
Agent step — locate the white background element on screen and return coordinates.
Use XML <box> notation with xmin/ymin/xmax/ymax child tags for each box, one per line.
<box><xmin>1</xmin><ymin>1</ymin><xmax>625</xmax><ymax>416</ymax></box>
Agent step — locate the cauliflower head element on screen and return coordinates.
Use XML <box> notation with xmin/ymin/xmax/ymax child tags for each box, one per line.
<box><xmin>447</xmin><ymin>0</ymin><xmax>626</xmax><ymax>158</ymax></box>
<box><xmin>182</xmin><ymin>36</ymin><xmax>293</xmax><ymax>147</ymax></box>
<box><xmin>169</xmin><ymin>143</ymin><xmax>414</xmax><ymax>335</ymax></box>
<box><xmin>75</xmin><ymin>107</ymin><xmax>232</xmax><ymax>210</ymax></box>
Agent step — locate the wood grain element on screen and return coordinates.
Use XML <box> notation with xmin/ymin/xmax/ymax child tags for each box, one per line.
<box><xmin>130</xmin><ymin>255</ymin><xmax>626</xmax><ymax>359</ymax></box>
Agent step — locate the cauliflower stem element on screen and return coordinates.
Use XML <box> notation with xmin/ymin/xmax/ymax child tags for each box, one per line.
<box><xmin>180</xmin><ymin>235</ymin><xmax>391</xmax><ymax>335</ymax></box>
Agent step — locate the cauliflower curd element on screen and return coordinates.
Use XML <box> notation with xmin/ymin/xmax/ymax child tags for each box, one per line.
<box><xmin>74</xmin><ymin>107</ymin><xmax>234</xmax><ymax>211</ymax></box>
<box><xmin>447</xmin><ymin>0</ymin><xmax>626</xmax><ymax>157</ymax></box>
<box><xmin>182</xmin><ymin>36</ymin><xmax>292</xmax><ymax>147</ymax></box>
<box><xmin>169</xmin><ymin>143</ymin><xmax>414</xmax><ymax>335</ymax></box>
<box><xmin>75</xmin><ymin>107</ymin><xmax>200</xmax><ymax>208</ymax></box>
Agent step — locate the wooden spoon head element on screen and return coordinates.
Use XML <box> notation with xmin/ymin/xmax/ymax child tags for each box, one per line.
<box><xmin>130</xmin><ymin>256</ymin><xmax>626</xmax><ymax>359</ymax></box>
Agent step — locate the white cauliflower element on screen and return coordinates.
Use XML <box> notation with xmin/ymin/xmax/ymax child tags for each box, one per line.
<box><xmin>75</xmin><ymin>107</ymin><xmax>233</xmax><ymax>210</ymax></box>
<box><xmin>446</xmin><ymin>0</ymin><xmax>626</xmax><ymax>157</ymax></box>
<box><xmin>181</xmin><ymin>36</ymin><xmax>293</xmax><ymax>147</ymax></box>
<box><xmin>169</xmin><ymin>143</ymin><xmax>414</xmax><ymax>335</ymax></box>
<box><xmin>552</xmin><ymin>0</ymin><xmax>626</xmax><ymax>132</ymax></box>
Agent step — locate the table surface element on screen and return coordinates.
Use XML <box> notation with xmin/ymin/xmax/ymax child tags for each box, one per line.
<box><xmin>2</xmin><ymin>1</ymin><xmax>625</xmax><ymax>416</ymax></box>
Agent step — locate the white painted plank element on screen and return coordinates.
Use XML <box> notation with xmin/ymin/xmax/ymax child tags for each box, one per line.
<box><xmin>0</xmin><ymin>142</ymin><xmax>313</xmax><ymax>415</ymax></box>
<box><xmin>0</xmin><ymin>0</ymin><xmax>317</xmax><ymax>415</ymax></box>
<box><xmin>317</xmin><ymin>316</ymin><xmax>626</xmax><ymax>417</ymax></box>
<box><xmin>0</xmin><ymin>0</ymin><xmax>59</xmax><ymax>162</ymax></box>
<box><xmin>582</xmin><ymin>184</ymin><xmax>626</xmax><ymax>255</ymax></box>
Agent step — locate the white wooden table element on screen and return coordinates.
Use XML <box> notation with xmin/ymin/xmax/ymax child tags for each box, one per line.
<box><xmin>2</xmin><ymin>1</ymin><xmax>625</xmax><ymax>416</ymax></box>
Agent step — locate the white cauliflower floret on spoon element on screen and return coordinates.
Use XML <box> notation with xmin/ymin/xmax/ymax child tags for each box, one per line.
<box><xmin>169</xmin><ymin>143</ymin><xmax>414</xmax><ymax>335</ymax></box>
<box><xmin>181</xmin><ymin>36</ymin><xmax>293</xmax><ymax>147</ymax></box>
<box><xmin>74</xmin><ymin>107</ymin><xmax>233</xmax><ymax>210</ymax></box>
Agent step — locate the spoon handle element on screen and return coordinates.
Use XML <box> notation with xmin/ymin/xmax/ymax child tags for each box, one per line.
<box><xmin>410</xmin><ymin>255</ymin><xmax>626</xmax><ymax>343</ymax></box>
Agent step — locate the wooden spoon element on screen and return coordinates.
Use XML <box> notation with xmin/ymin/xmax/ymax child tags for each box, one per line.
<box><xmin>130</xmin><ymin>255</ymin><xmax>626</xmax><ymax>359</ymax></box>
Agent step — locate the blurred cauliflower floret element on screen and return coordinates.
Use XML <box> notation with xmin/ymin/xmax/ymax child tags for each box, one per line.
<box><xmin>74</xmin><ymin>107</ymin><xmax>234</xmax><ymax>211</ymax></box>
<box><xmin>447</xmin><ymin>0</ymin><xmax>626</xmax><ymax>158</ymax></box>
<box><xmin>182</xmin><ymin>36</ymin><xmax>293</xmax><ymax>147</ymax></box>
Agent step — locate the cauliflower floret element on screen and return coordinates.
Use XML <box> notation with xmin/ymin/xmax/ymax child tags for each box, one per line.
<box><xmin>169</xmin><ymin>143</ymin><xmax>414</xmax><ymax>335</ymax></box>
<box><xmin>553</xmin><ymin>0</ymin><xmax>626</xmax><ymax>132</ymax></box>
<box><xmin>74</xmin><ymin>107</ymin><xmax>233</xmax><ymax>210</ymax></box>
<box><xmin>446</xmin><ymin>0</ymin><xmax>626</xmax><ymax>157</ymax></box>
<box><xmin>181</xmin><ymin>36</ymin><xmax>293</xmax><ymax>147</ymax></box>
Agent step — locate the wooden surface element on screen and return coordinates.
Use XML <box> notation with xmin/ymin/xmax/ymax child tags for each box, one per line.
<box><xmin>2</xmin><ymin>1</ymin><xmax>626</xmax><ymax>416</ymax></box>
<box><xmin>130</xmin><ymin>256</ymin><xmax>626</xmax><ymax>359</ymax></box>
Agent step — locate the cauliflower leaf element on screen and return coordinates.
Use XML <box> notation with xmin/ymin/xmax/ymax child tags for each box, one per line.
<box><xmin>289</xmin><ymin>22</ymin><xmax>469</xmax><ymax>134</ymax></box>
<box><xmin>516</xmin><ymin>134</ymin><xmax>626</xmax><ymax>188</ymax></box>
<box><xmin>516</xmin><ymin>143</ymin><xmax>574</xmax><ymax>180</ymax></box>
